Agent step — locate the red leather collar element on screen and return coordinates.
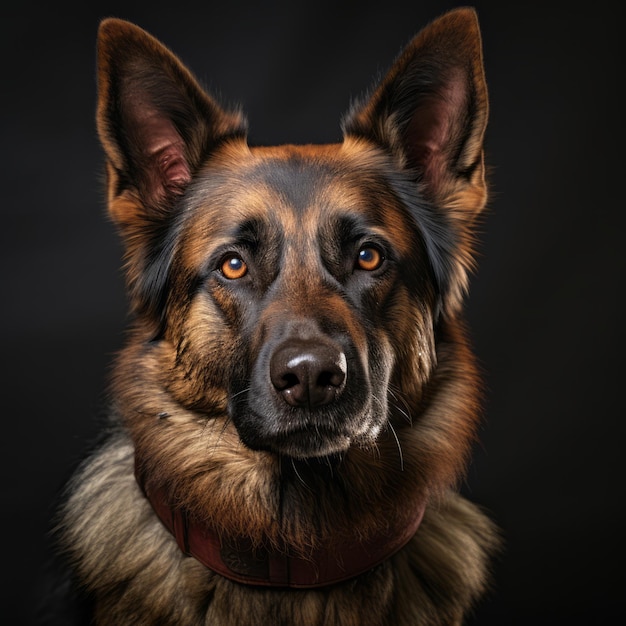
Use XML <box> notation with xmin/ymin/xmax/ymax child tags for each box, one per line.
<box><xmin>137</xmin><ymin>469</ymin><xmax>425</xmax><ymax>589</ymax></box>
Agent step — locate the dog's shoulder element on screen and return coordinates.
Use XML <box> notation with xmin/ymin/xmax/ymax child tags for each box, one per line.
<box><xmin>392</xmin><ymin>491</ymin><xmax>500</xmax><ymax>623</ymax></box>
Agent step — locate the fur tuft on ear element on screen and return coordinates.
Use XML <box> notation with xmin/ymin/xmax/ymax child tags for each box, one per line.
<box><xmin>342</xmin><ymin>8</ymin><xmax>487</xmax><ymax>200</ymax></box>
<box><xmin>342</xmin><ymin>8</ymin><xmax>489</xmax><ymax>317</ymax></box>
<box><xmin>97</xmin><ymin>18</ymin><xmax>247</xmax><ymax>211</ymax></box>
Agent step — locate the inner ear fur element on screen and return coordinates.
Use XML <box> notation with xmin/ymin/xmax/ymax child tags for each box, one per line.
<box><xmin>342</xmin><ymin>7</ymin><xmax>488</xmax><ymax>209</ymax></box>
<box><xmin>97</xmin><ymin>18</ymin><xmax>248</xmax><ymax>215</ymax></box>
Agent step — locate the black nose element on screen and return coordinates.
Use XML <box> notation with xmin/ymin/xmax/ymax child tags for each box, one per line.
<box><xmin>269</xmin><ymin>340</ymin><xmax>347</xmax><ymax>408</ymax></box>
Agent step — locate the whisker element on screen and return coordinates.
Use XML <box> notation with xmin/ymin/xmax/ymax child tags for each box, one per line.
<box><xmin>229</xmin><ymin>387</ymin><xmax>251</xmax><ymax>400</ymax></box>
<box><xmin>324</xmin><ymin>454</ymin><xmax>337</xmax><ymax>478</ymax></box>
<box><xmin>368</xmin><ymin>440</ymin><xmax>381</xmax><ymax>461</ymax></box>
<box><xmin>387</xmin><ymin>421</ymin><xmax>404</xmax><ymax>471</ymax></box>
<box><xmin>290</xmin><ymin>458</ymin><xmax>311</xmax><ymax>490</ymax></box>
<box><xmin>388</xmin><ymin>385</ymin><xmax>413</xmax><ymax>425</ymax></box>
<box><xmin>392</xmin><ymin>402</ymin><xmax>412</xmax><ymax>425</ymax></box>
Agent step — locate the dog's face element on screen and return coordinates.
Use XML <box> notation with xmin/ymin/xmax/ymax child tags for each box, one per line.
<box><xmin>162</xmin><ymin>142</ymin><xmax>439</xmax><ymax>459</ymax></box>
<box><xmin>97</xmin><ymin>11</ymin><xmax>487</xmax><ymax>467</ymax></box>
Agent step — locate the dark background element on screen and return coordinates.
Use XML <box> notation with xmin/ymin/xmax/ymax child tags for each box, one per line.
<box><xmin>2</xmin><ymin>1</ymin><xmax>623</xmax><ymax>624</ymax></box>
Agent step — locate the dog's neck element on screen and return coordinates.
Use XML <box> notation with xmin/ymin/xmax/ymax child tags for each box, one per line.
<box><xmin>136</xmin><ymin>462</ymin><xmax>426</xmax><ymax>588</ymax></box>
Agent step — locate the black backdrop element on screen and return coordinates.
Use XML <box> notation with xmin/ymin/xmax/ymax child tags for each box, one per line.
<box><xmin>2</xmin><ymin>2</ymin><xmax>623</xmax><ymax>624</ymax></box>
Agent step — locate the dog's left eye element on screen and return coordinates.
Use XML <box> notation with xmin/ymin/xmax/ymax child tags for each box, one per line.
<box><xmin>356</xmin><ymin>246</ymin><xmax>384</xmax><ymax>271</ymax></box>
<box><xmin>220</xmin><ymin>254</ymin><xmax>248</xmax><ymax>280</ymax></box>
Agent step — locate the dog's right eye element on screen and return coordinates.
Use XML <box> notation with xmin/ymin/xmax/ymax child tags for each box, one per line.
<box><xmin>220</xmin><ymin>254</ymin><xmax>248</xmax><ymax>280</ymax></box>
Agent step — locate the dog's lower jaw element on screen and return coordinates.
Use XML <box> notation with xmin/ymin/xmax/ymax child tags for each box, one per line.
<box><xmin>231</xmin><ymin>406</ymin><xmax>384</xmax><ymax>461</ymax></box>
<box><xmin>268</xmin><ymin>432</ymin><xmax>354</xmax><ymax>460</ymax></box>
<box><xmin>234</xmin><ymin>420</ymin><xmax>352</xmax><ymax>461</ymax></box>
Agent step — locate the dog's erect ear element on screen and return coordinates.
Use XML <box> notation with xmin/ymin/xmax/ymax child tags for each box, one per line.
<box><xmin>97</xmin><ymin>18</ymin><xmax>247</xmax><ymax>215</ymax></box>
<box><xmin>343</xmin><ymin>8</ymin><xmax>488</xmax><ymax>209</ymax></box>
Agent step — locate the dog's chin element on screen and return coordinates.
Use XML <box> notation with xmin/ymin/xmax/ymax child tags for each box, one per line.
<box><xmin>233</xmin><ymin>411</ymin><xmax>382</xmax><ymax>461</ymax></box>
<box><xmin>238</xmin><ymin>426</ymin><xmax>352</xmax><ymax>460</ymax></box>
<box><xmin>274</xmin><ymin>431</ymin><xmax>354</xmax><ymax>460</ymax></box>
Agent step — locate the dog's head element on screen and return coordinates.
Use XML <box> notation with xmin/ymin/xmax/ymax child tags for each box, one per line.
<box><xmin>97</xmin><ymin>10</ymin><xmax>487</xmax><ymax>466</ymax></box>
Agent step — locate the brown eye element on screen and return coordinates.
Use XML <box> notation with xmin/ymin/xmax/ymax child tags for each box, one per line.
<box><xmin>220</xmin><ymin>254</ymin><xmax>248</xmax><ymax>279</ymax></box>
<box><xmin>356</xmin><ymin>246</ymin><xmax>384</xmax><ymax>271</ymax></box>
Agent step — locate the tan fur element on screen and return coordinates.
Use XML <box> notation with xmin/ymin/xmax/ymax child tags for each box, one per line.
<box><xmin>62</xmin><ymin>433</ymin><xmax>496</xmax><ymax>625</ymax></box>
<box><xmin>56</xmin><ymin>8</ymin><xmax>499</xmax><ymax>625</ymax></box>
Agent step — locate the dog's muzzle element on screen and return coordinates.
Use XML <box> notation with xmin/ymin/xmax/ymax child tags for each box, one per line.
<box><xmin>229</xmin><ymin>318</ymin><xmax>375</xmax><ymax>459</ymax></box>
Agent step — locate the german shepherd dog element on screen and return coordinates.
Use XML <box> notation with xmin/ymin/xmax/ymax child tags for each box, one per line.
<box><xmin>53</xmin><ymin>7</ymin><xmax>498</xmax><ymax>625</ymax></box>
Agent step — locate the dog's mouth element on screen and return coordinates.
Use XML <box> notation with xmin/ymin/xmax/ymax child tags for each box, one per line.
<box><xmin>231</xmin><ymin>406</ymin><xmax>382</xmax><ymax>459</ymax></box>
